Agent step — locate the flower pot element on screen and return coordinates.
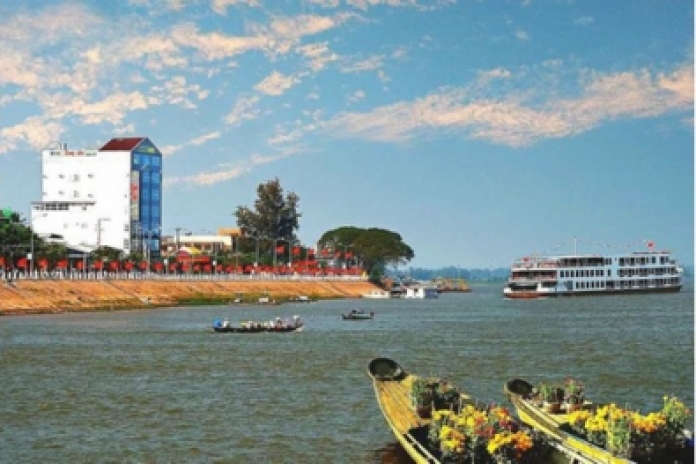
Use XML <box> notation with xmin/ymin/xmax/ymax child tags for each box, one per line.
<box><xmin>416</xmin><ymin>403</ymin><xmax>432</xmax><ymax>419</ymax></box>
<box><xmin>543</xmin><ymin>401</ymin><xmax>561</xmax><ymax>414</ymax></box>
<box><xmin>565</xmin><ymin>402</ymin><xmax>583</xmax><ymax>413</ymax></box>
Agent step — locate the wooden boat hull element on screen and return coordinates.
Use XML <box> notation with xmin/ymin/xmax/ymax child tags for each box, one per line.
<box><xmin>367</xmin><ymin>358</ymin><xmax>441</xmax><ymax>464</ymax></box>
<box><xmin>213</xmin><ymin>325</ymin><xmax>304</xmax><ymax>333</ymax></box>
<box><xmin>504</xmin><ymin>378</ymin><xmax>693</xmax><ymax>464</ymax></box>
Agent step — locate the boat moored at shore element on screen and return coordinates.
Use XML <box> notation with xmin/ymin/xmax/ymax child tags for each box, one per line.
<box><xmin>503</xmin><ymin>245</ymin><xmax>683</xmax><ymax>299</ymax></box>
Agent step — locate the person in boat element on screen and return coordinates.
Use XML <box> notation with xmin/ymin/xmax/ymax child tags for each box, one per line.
<box><xmin>293</xmin><ymin>315</ymin><xmax>301</xmax><ymax>328</ymax></box>
<box><xmin>275</xmin><ymin>317</ymin><xmax>283</xmax><ymax>329</ymax></box>
<box><xmin>222</xmin><ymin>318</ymin><xmax>231</xmax><ymax>328</ymax></box>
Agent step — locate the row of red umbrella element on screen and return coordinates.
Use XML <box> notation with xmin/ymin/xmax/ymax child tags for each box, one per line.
<box><xmin>1</xmin><ymin>257</ymin><xmax>363</xmax><ymax>275</ymax></box>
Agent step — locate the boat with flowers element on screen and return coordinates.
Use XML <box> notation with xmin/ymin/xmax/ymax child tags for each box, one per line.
<box><xmin>367</xmin><ymin>357</ymin><xmax>556</xmax><ymax>464</ymax></box>
<box><xmin>504</xmin><ymin>377</ymin><xmax>694</xmax><ymax>464</ymax></box>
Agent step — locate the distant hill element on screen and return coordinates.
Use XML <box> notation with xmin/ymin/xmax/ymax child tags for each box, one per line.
<box><xmin>398</xmin><ymin>267</ymin><xmax>509</xmax><ymax>282</ymax></box>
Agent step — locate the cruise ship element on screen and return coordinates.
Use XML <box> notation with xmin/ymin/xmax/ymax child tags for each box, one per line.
<box><xmin>503</xmin><ymin>249</ymin><xmax>683</xmax><ymax>299</ymax></box>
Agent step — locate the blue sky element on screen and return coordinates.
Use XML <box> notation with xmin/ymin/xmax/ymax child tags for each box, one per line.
<box><xmin>0</xmin><ymin>0</ymin><xmax>693</xmax><ymax>268</ymax></box>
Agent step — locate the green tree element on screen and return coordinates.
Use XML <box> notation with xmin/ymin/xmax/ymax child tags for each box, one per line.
<box><xmin>317</xmin><ymin>226</ymin><xmax>414</xmax><ymax>278</ymax></box>
<box><xmin>90</xmin><ymin>246</ymin><xmax>123</xmax><ymax>263</ymax></box>
<box><xmin>234</xmin><ymin>178</ymin><xmax>301</xmax><ymax>254</ymax></box>
<box><xmin>0</xmin><ymin>209</ymin><xmax>33</xmax><ymax>266</ymax></box>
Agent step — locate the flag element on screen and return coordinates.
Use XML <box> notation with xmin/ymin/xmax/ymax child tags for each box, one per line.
<box><xmin>292</xmin><ymin>246</ymin><xmax>300</xmax><ymax>256</ymax></box>
<box><xmin>276</xmin><ymin>245</ymin><xmax>285</xmax><ymax>253</ymax></box>
<box><xmin>17</xmin><ymin>258</ymin><xmax>28</xmax><ymax>269</ymax></box>
<box><xmin>345</xmin><ymin>252</ymin><xmax>353</xmax><ymax>259</ymax></box>
<box><xmin>56</xmin><ymin>260</ymin><xmax>68</xmax><ymax>269</ymax></box>
<box><xmin>109</xmin><ymin>261</ymin><xmax>120</xmax><ymax>271</ymax></box>
<box><xmin>38</xmin><ymin>259</ymin><xmax>48</xmax><ymax>269</ymax></box>
<box><xmin>647</xmin><ymin>240</ymin><xmax>654</xmax><ymax>249</ymax></box>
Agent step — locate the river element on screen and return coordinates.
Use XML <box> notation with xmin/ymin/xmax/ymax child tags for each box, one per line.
<box><xmin>1</xmin><ymin>281</ymin><xmax>693</xmax><ymax>463</ymax></box>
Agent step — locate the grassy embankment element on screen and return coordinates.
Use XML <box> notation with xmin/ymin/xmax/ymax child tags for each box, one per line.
<box><xmin>0</xmin><ymin>279</ymin><xmax>381</xmax><ymax>316</ymax></box>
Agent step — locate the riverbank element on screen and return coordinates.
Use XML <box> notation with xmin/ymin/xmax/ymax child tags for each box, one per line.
<box><xmin>0</xmin><ymin>279</ymin><xmax>382</xmax><ymax>316</ymax></box>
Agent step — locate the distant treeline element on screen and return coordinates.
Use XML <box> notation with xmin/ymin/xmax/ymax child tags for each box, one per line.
<box><xmin>402</xmin><ymin>267</ymin><xmax>509</xmax><ymax>282</ymax></box>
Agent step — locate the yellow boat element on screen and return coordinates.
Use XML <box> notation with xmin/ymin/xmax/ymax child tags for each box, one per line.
<box><xmin>504</xmin><ymin>378</ymin><xmax>694</xmax><ymax>464</ymax></box>
<box><xmin>367</xmin><ymin>358</ymin><xmax>560</xmax><ymax>464</ymax></box>
<box><xmin>367</xmin><ymin>357</ymin><xmax>443</xmax><ymax>463</ymax></box>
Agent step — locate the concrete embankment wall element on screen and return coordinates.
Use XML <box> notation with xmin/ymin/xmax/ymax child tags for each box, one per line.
<box><xmin>0</xmin><ymin>280</ymin><xmax>382</xmax><ymax>316</ymax></box>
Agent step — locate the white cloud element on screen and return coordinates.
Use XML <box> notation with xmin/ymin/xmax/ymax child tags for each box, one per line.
<box><xmin>0</xmin><ymin>117</ymin><xmax>64</xmax><ymax>154</ymax></box>
<box><xmin>254</xmin><ymin>71</ymin><xmax>301</xmax><ymax>96</ymax></box>
<box><xmin>225</xmin><ymin>94</ymin><xmax>261</xmax><ymax>125</ymax></box>
<box><xmin>164</xmin><ymin>152</ymin><xmax>290</xmax><ymax>186</ymax></box>
<box><xmin>211</xmin><ymin>0</ymin><xmax>261</xmax><ymax>15</ymax></box>
<box><xmin>575</xmin><ymin>16</ymin><xmax>595</xmax><ymax>26</ymax></box>
<box><xmin>515</xmin><ymin>29</ymin><xmax>530</xmax><ymax>41</ymax></box>
<box><xmin>160</xmin><ymin>131</ymin><xmax>221</xmax><ymax>156</ymax></box>
<box><xmin>322</xmin><ymin>62</ymin><xmax>694</xmax><ymax>146</ymax></box>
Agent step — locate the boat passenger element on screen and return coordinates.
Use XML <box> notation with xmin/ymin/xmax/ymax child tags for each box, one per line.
<box><xmin>293</xmin><ymin>315</ymin><xmax>300</xmax><ymax>327</ymax></box>
<box><xmin>222</xmin><ymin>318</ymin><xmax>231</xmax><ymax>328</ymax></box>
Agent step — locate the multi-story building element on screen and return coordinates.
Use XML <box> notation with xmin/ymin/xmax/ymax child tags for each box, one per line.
<box><xmin>31</xmin><ymin>137</ymin><xmax>163</xmax><ymax>257</ymax></box>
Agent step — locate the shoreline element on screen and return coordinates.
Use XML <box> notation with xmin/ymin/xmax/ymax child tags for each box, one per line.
<box><xmin>0</xmin><ymin>279</ymin><xmax>381</xmax><ymax>316</ymax></box>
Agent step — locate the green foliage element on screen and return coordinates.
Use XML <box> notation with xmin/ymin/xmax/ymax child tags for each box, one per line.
<box><xmin>234</xmin><ymin>178</ymin><xmax>301</xmax><ymax>242</ymax></box>
<box><xmin>318</xmin><ymin>226</ymin><xmax>414</xmax><ymax>274</ymax></box>
<box><xmin>0</xmin><ymin>209</ymin><xmax>32</xmax><ymax>261</ymax></box>
<box><xmin>90</xmin><ymin>246</ymin><xmax>123</xmax><ymax>263</ymax></box>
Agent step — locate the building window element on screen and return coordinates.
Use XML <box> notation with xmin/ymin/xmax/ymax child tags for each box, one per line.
<box><xmin>73</xmin><ymin>174</ymin><xmax>80</xmax><ymax>181</ymax></box>
<box><xmin>124</xmin><ymin>239</ymin><xmax>130</xmax><ymax>248</ymax></box>
<box><xmin>124</xmin><ymin>224</ymin><xmax>130</xmax><ymax>232</ymax></box>
<box><xmin>73</xmin><ymin>191</ymin><xmax>79</xmax><ymax>198</ymax></box>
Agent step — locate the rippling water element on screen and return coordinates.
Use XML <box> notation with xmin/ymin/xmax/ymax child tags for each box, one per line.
<box><xmin>1</xmin><ymin>281</ymin><xmax>693</xmax><ymax>463</ymax></box>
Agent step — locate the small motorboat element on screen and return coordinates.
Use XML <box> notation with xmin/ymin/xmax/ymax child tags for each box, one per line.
<box><xmin>341</xmin><ymin>309</ymin><xmax>374</xmax><ymax>320</ymax></box>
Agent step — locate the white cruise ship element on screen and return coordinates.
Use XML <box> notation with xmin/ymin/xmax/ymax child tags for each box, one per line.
<box><xmin>503</xmin><ymin>249</ymin><xmax>683</xmax><ymax>299</ymax></box>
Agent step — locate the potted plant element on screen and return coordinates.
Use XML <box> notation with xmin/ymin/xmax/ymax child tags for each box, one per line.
<box><xmin>538</xmin><ymin>382</ymin><xmax>561</xmax><ymax>413</ymax></box>
<box><xmin>434</xmin><ymin>379</ymin><xmax>461</xmax><ymax>411</ymax></box>
<box><xmin>564</xmin><ymin>377</ymin><xmax>585</xmax><ymax>412</ymax></box>
<box><xmin>410</xmin><ymin>377</ymin><xmax>434</xmax><ymax>418</ymax></box>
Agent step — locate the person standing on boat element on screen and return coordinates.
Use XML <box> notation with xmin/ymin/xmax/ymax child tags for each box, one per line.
<box><xmin>222</xmin><ymin>318</ymin><xmax>230</xmax><ymax>328</ymax></box>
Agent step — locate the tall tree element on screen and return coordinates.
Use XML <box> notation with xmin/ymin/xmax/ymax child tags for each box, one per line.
<box><xmin>234</xmin><ymin>178</ymin><xmax>301</xmax><ymax>242</ymax></box>
<box><xmin>318</xmin><ymin>226</ymin><xmax>414</xmax><ymax>277</ymax></box>
<box><xmin>0</xmin><ymin>209</ymin><xmax>34</xmax><ymax>264</ymax></box>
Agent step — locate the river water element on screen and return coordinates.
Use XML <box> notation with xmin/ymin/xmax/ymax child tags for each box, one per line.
<box><xmin>1</xmin><ymin>281</ymin><xmax>693</xmax><ymax>463</ymax></box>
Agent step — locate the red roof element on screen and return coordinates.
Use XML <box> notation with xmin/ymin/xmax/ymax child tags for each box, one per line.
<box><xmin>99</xmin><ymin>137</ymin><xmax>145</xmax><ymax>151</ymax></box>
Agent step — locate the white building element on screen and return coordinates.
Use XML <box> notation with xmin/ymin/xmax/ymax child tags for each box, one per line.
<box><xmin>31</xmin><ymin>138</ymin><xmax>163</xmax><ymax>256</ymax></box>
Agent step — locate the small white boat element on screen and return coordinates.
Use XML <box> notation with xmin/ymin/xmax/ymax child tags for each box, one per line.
<box><xmin>403</xmin><ymin>285</ymin><xmax>439</xmax><ymax>299</ymax></box>
<box><xmin>361</xmin><ymin>289</ymin><xmax>391</xmax><ymax>299</ymax></box>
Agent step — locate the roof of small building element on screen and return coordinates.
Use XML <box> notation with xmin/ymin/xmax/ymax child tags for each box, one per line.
<box><xmin>99</xmin><ymin>137</ymin><xmax>146</xmax><ymax>151</ymax></box>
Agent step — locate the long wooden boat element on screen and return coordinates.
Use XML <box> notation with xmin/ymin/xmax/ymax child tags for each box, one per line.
<box><xmin>504</xmin><ymin>378</ymin><xmax>694</xmax><ymax>464</ymax></box>
<box><xmin>367</xmin><ymin>358</ymin><xmax>563</xmax><ymax>464</ymax></box>
<box><xmin>212</xmin><ymin>318</ymin><xmax>304</xmax><ymax>333</ymax></box>
<box><xmin>367</xmin><ymin>357</ymin><xmax>444</xmax><ymax>463</ymax></box>
<box><xmin>213</xmin><ymin>325</ymin><xmax>303</xmax><ymax>333</ymax></box>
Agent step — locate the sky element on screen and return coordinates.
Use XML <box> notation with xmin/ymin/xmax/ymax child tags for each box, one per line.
<box><xmin>0</xmin><ymin>0</ymin><xmax>693</xmax><ymax>269</ymax></box>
